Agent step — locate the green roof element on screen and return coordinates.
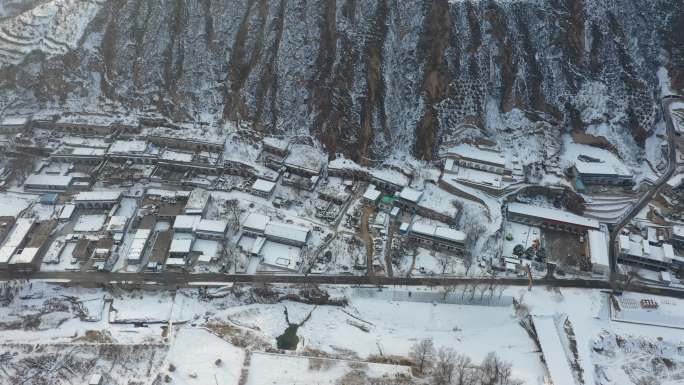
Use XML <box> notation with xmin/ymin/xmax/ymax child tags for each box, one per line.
<box><xmin>380</xmin><ymin>195</ymin><xmax>395</xmax><ymax>204</ymax></box>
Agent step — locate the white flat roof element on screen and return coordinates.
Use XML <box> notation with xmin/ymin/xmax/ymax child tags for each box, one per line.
<box><xmin>25</xmin><ymin>174</ymin><xmax>73</xmax><ymax>187</ymax></box>
<box><xmin>127</xmin><ymin>229</ymin><xmax>151</xmax><ymax>261</ymax></box>
<box><xmin>106</xmin><ymin>216</ymin><xmax>128</xmax><ymax>232</ymax></box>
<box><xmin>73</xmin><ymin>214</ymin><xmax>107</xmax><ymax>232</ymax></box>
<box><xmin>399</xmin><ymin>187</ymin><xmax>423</xmax><ymax>203</ymax></box>
<box><xmin>243</xmin><ymin>213</ymin><xmax>270</xmax><ymax>233</ymax></box>
<box><xmin>173</xmin><ymin>215</ymin><xmax>200</xmax><ymax>230</ymax></box>
<box><xmin>587</xmin><ymin>230</ymin><xmax>609</xmax><ymax>268</ymax></box>
<box><xmin>363</xmin><ymin>185</ymin><xmax>381</xmax><ymax>201</ymax></box>
<box><xmin>265</xmin><ymin>222</ymin><xmax>309</xmax><ymax>244</ymax></box>
<box><xmin>448</xmin><ymin>144</ymin><xmax>506</xmax><ymax>167</ymax></box>
<box><xmin>75</xmin><ymin>191</ymin><xmax>122</xmax><ymax>202</ymax></box>
<box><xmin>166</xmin><ymin>257</ymin><xmax>186</xmax><ymax>266</ymax></box>
<box><xmin>0</xmin><ymin>218</ymin><xmax>35</xmax><ymax>263</ymax></box>
<box><xmin>170</xmin><ymin>238</ymin><xmax>193</xmax><ymax>254</ymax></box>
<box><xmin>9</xmin><ymin>247</ymin><xmax>40</xmax><ymax>264</ymax></box>
<box><xmin>108</xmin><ymin>140</ymin><xmax>148</xmax><ymax>154</ymax></box>
<box><xmin>574</xmin><ymin>158</ymin><xmax>632</xmax><ymax>177</ymax></box>
<box><xmin>410</xmin><ymin>222</ymin><xmax>465</xmax><ymax>243</ymax></box>
<box><xmin>70</xmin><ymin>147</ymin><xmax>106</xmax><ymax>157</ymax></box>
<box><xmin>508</xmin><ymin>203</ymin><xmax>599</xmax><ymax>229</ymax></box>
<box><xmin>263</xmin><ymin>137</ymin><xmax>288</xmax><ymax>151</ymax></box>
<box><xmin>369</xmin><ymin>169</ymin><xmax>409</xmax><ymax>188</ymax></box>
<box><xmin>59</xmin><ymin>204</ymin><xmax>76</xmax><ymax>220</ymax></box>
<box><xmin>259</xmin><ymin>241</ymin><xmax>302</xmax><ymax>271</ymax></box>
<box><xmin>160</xmin><ymin>150</ymin><xmax>193</xmax><ymax>163</ymax></box>
<box><xmin>185</xmin><ymin>188</ymin><xmax>210</xmax><ymax>213</ymax></box>
<box><xmin>195</xmin><ymin>219</ymin><xmax>228</xmax><ymax>234</ymax></box>
<box><xmin>252</xmin><ymin>179</ymin><xmax>276</xmax><ymax>193</ymax></box>
<box><xmin>673</xmin><ymin>225</ymin><xmax>684</xmax><ymax>239</ymax></box>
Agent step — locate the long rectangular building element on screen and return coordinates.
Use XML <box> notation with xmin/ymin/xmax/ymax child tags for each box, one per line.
<box><xmin>507</xmin><ymin>202</ymin><xmax>599</xmax><ymax>233</ymax></box>
<box><xmin>0</xmin><ymin>218</ymin><xmax>36</xmax><ymax>269</ymax></box>
<box><xmin>408</xmin><ymin>222</ymin><xmax>465</xmax><ymax>252</ymax></box>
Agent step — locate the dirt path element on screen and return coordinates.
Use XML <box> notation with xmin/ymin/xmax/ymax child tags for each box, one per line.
<box><xmin>384</xmin><ymin>223</ymin><xmax>395</xmax><ymax>277</ymax></box>
<box><xmin>360</xmin><ymin>206</ymin><xmax>375</xmax><ymax>276</ymax></box>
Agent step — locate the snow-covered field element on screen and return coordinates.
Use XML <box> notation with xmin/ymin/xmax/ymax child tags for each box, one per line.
<box><xmin>1</xmin><ymin>282</ymin><xmax>684</xmax><ymax>385</ymax></box>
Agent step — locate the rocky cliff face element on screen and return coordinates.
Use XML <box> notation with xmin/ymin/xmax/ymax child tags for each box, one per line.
<box><xmin>0</xmin><ymin>0</ymin><xmax>682</xmax><ymax>165</ymax></box>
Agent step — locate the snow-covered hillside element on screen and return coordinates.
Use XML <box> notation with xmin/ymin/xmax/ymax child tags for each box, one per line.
<box><xmin>0</xmin><ymin>0</ymin><xmax>682</xmax><ymax>165</ymax></box>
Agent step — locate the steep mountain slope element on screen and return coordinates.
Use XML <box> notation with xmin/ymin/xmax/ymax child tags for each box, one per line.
<box><xmin>0</xmin><ymin>0</ymin><xmax>681</xmax><ymax>165</ymax></box>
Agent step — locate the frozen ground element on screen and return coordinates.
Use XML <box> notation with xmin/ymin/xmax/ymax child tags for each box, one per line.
<box><xmin>246</xmin><ymin>352</ymin><xmax>410</xmax><ymax>385</ymax></box>
<box><xmin>1</xmin><ymin>282</ymin><xmax>684</xmax><ymax>385</ymax></box>
<box><xmin>0</xmin><ymin>192</ymin><xmax>36</xmax><ymax>217</ymax></box>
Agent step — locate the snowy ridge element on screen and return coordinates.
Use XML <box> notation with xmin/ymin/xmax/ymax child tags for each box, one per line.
<box><xmin>0</xmin><ymin>0</ymin><xmax>104</xmax><ymax>68</ymax></box>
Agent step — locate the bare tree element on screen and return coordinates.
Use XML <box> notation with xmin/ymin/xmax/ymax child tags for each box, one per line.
<box><xmin>437</xmin><ymin>253</ymin><xmax>451</xmax><ymax>275</ymax></box>
<box><xmin>453</xmin><ymin>354</ymin><xmax>476</xmax><ymax>385</ymax></box>
<box><xmin>409</xmin><ymin>338</ymin><xmax>435</xmax><ymax>375</ymax></box>
<box><xmin>468</xmin><ymin>281</ymin><xmax>480</xmax><ymax>302</ymax></box>
<box><xmin>224</xmin><ymin>199</ymin><xmax>240</xmax><ymax>230</ymax></box>
<box><xmin>460</xmin><ymin>282</ymin><xmax>470</xmax><ymax>301</ymax></box>
<box><xmin>462</xmin><ymin>253</ymin><xmax>473</xmax><ymax>277</ymax></box>
<box><xmin>433</xmin><ymin>347</ymin><xmax>457</xmax><ymax>385</ymax></box>
<box><xmin>479</xmin><ymin>352</ymin><xmax>523</xmax><ymax>385</ymax></box>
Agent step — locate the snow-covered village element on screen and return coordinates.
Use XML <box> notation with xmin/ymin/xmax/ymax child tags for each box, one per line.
<box><xmin>2</xmin><ymin>1</ymin><xmax>684</xmax><ymax>385</ymax></box>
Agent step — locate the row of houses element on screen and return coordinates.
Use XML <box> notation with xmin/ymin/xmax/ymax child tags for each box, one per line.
<box><xmin>328</xmin><ymin>157</ymin><xmax>411</xmax><ymax>193</ymax></box>
<box><xmin>239</xmin><ymin>213</ymin><xmax>312</xmax><ymax>272</ymax></box>
<box><xmin>505</xmin><ymin>202</ymin><xmax>610</xmax><ymax>275</ymax></box>
<box><xmin>0</xmin><ymin>218</ymin><xmax>57</xmax><ymax>272</ymax></box>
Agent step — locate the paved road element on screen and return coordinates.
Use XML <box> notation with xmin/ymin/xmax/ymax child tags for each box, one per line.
<box><xmin>608</xmin><ymin>96</ymin><xmax>682</xmax><ymax>275</ymax></box>
<box><xmin>4</xmin><ymin>270</ymin><xmax>684</xmax><ymax>299</ymax></box>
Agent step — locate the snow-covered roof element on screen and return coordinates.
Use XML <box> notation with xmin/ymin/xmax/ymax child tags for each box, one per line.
<box><xmin>195</xmin><ymin>219</ymin><xmax>228</xmax><ymax>234</ymax></box>
<box><xmin>619</xmin><ymin>234</ymin><xmax>674</xmax><ymax>263</ymax></box>
<box><xmin>243</xmin><ymin>213</ymin><xmax>270</xmax><ymax>233</ymax></box>
<box><xmin>573</xmin><ymin>158</ymin><xmax>632</xmax><ymax>177</ymax></box>
<box><xmin>166</xmin><ymin>257</ymin><xmax>186</xmax><ymax>266</ymax></box>
<box><xmin>398</xmin><ymin>187</ymin><xmax>423</xmax><ymax>203</ymax></box>
<box><xmin>0</xmin><ymin>218</ymin><xmax>35</xmax><ymax>264</ymax></box>
<box><xmin>184</xmin><ymin>188</ymin><xmax>210</xmax><ymax>214</ymax></box>
<box><xmin>447</xmin><ymin>144</ymin><xmax>506</xmax><ymax>168</ymax></box>
<box><xmin>108</xmin><ymin>140</ymin><xmax>148</xmax><ymax>154</ymax></box>
<box><xmin>369</xmin><ymin>168</ymin><xmax>409</xmax><ymax>188</ymax></box>
<box><xmin>452</xmin><ymin>167</ymin><xmax>503</xmax><ymax>188</ymax></box>
<box><xmin>173</xmin><ymin>215</ymin><xmax>199</xmax><ymax>230</ymax></box>
<box><xmin>0</xmin><ymin>116</ymin><xmax>28</xmax><ymax>126</ymax></box>
<box><xmin>410</xmin><ymin>222</ymin><xmax>465</xmax><ymax>243</ymax></box>
<box><xmin>533</xmin><ymin>316</ymin><xmax>577</xmax><ymax>385</ymax></box>
<box><xmin>673</xmin><ymin>225</ymin><xmax>684</xmax><ymax>240</ymax></box>
<box><xmin>663</xmin><ymin>243</ymin><xmax>675</xmax><ymax>261</ymax></box>
<box><xmin>587</xmin><ymin>230</ymin><xmax>609</xmax><ymax>268</ymax></box>
<box><xmin>106</xmin><ymin>216</ymin><xmax>128</xmax><ymax>232</ymax></box>
<box><xmin>170</xmin><ymin>238</ymin><xmax>193</xmax><ymax>254</ymax></box>
<box><xmin>263</xmin><ymin>137</ymin><xmax>289</xmax><ymax>152</ymax></box>
<box><xmin>667</xmin><ymin>173</ymin><xmax>684</xmax><ymax>188</ymax></box>
<box><xmin>127</xmin><ymin>229</ymin><xmax>151</xmax><ymax>261</ymax></box>
<box><xmin>160</xmin><ymin>149</ymin><xmax>193</xmax><ymax>163</ymax></box>
<box><xmin>73</xmin><ymin>214</ymin><xmax>107</xmax><ymax>232</ymax></box>
<box><xmin>363</xmin><ymin>185</ymin><xmax>381</xmax><ymax>201</ymax></box>
<box><xmin>328</xmin><ymin>157</ymin><xmax>365</xmax><ymax>172</ymax></box>
<box><xmin>284</xmin><ymin>144</ymin><xmax>325</xmax><ymax>174</ymax></box>
<box><xmin>259</xmin><ymin>241</ymin><xmax>302</xmax><ymax>271</ymax></box>
<box><xmin>562</xmin><ymin>141</ymin><xmax>631</xmax><ymax>177</ymax></box>
<box><xmin>74</xmin><ymin>191</ymin><xmax>122</xmax><ymax>202</ymax></box>
<box><xmin>59</xmin><ymin>204</ymin><xmax>76</xmax><ymax>220</ymax></box>
<box><xmin>417</xmin><ymin>184</ymin><xmax>459</xmax><ymax>218</ymax></box>
<box><xmin>508</xmin><ymin>203</ymin><xmax>599</xmax><ymax>229</ymax></box>
<box><xmin>265</xmin><ymin>222</ymin><xmax>309</xmax><ymax>244</ymax></box>
<box><xmin>252</xmin><ymin>179</ymin><xmax>276</xmax><ymax>193</ymax></box>
<box><xmin>9</xmin><ymin>247</ymin><xmax>40</xmax><ymax>265</ymax></box>
<box><xmin>25</xmin><ymin>174</ymin><xmax>73</xmax><ymax>188</ymax></box>
<box><xmin>68</xmin><ymin>147</ymin><xmax>106</xmax><ymax>157</ymax></box>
